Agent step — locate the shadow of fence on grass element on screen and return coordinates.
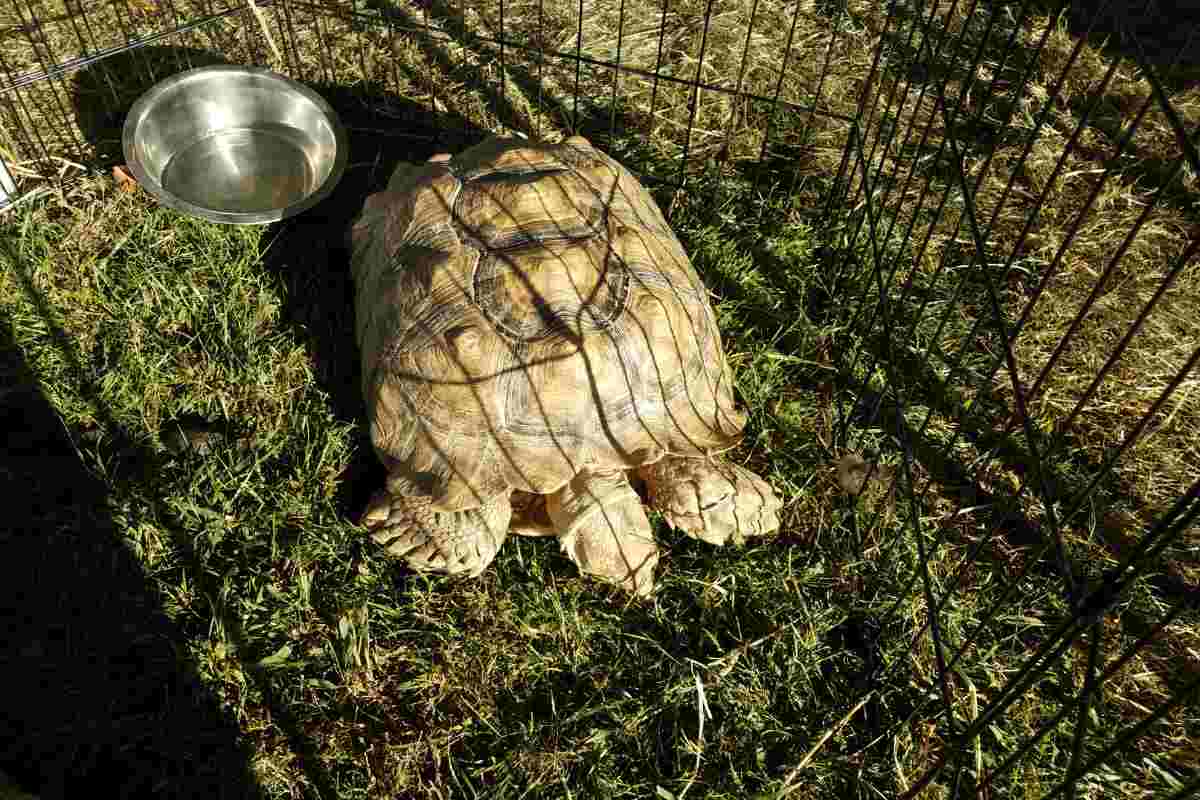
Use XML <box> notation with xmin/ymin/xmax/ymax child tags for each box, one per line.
<box><xmin>0</xmin><ymin>292</ymin><xmax>265</xmax><ymax>799</ymax></box>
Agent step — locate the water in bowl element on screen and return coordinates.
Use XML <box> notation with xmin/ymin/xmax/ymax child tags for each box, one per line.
<box><xmin>161</xmin><ymin>123</ymin><xmax>315</xmax><ymax>214</ymax></box>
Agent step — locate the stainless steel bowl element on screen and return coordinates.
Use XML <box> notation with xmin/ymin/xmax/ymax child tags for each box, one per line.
<box><xmin>122</xmin><ymin>65</ymin><xmax>347</xmax><ymax>224</ymax></box>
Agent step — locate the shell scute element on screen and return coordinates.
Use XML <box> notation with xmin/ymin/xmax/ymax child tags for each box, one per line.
<box><xmin>352</xmin><ymin>137</ymin><xmax>745</xmax><ymax>511</ymax></box>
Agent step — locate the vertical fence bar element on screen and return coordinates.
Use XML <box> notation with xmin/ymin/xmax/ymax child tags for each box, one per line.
<box><xmin>535</xmin><ymin>0</ymin><xmax>545</xmax><ymax>139</ymax></box>
<box><xmin>498</xmin><ymin>0</ymin><xmax>506</xmax><ymax>114</ymax></box>
<box><xmin>646</xmin><ymin>0</ymin><xmax>669</xmax><ymax>137</ymax></box>
<box><xmin>310</xmin><ymin>2</ymin><xmax>334</xmax><ymax>84</ymax></box>
<box><xmin>606</xmin><ymin>0</ymin><xmax>626</xmax><ymax>144</ymax></box>
<box><xmin>571</xmin><ymin>0</ymin><xmax>582</xmax><ymax>132</ymax></box>
<box><xmin>673</xmin><ymin>0</ymin><xmax>714</xmax><ymax>193</ymax></box>
<box><xmin>752</xmin><ymin>0</ymin><xmax>803</xmax><ymax>208</ymax></box>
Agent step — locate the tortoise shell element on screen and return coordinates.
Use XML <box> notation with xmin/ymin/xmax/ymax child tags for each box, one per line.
<box><xmin>349</xmin><ymin>135</ymin><xmax>746</xmax><ymax>512</ymax></box>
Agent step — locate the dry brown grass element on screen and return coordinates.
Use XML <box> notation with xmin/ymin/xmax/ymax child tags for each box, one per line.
<box><xmin>846</xmin><ymin>4</ymin><xmax>1199</xmax><ymax>581</ymax></box>
<box><xmin>414</xmin><ymin>0</ymin><xmax>874</xmax><ymax>163</ymax></box>
<box><xmin>0</xmin><ymin>0</ymin><xmax>878</xmax><ymax>187</ymax></box>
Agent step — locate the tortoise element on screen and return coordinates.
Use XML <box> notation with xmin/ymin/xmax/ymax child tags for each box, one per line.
<box><xmin>347</xmin><ymin>134</ymin><xmax>782</xmax><ymax>595</ymax></box>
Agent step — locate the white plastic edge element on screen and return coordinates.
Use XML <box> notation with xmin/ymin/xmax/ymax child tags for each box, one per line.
<box><xmin>0</xmin><ymin>156</ymin><xmax>15</xmax><ymax>210</ymax></box>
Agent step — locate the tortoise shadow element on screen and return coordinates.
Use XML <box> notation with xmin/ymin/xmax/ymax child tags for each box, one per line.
<box><xmin>71</xmin><ymin>44</ymin><xmax>490</xmax><ymax>519</ymax></box>
<box><xmin>71</xmin><ymin>46</ymin><xmax>233</xmax><ymax>168</ymax></box>
<box><xmin>253</xmin><ymin>81</ymin><xmax>487</xmax><ymax>520</ymax></box>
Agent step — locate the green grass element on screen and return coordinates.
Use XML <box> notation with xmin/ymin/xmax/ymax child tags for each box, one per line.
<box><xmin>0</xmin><ymin>163</ymin><xmax>878</xmax><ymax>799</ymax></box>
<box><xmin>2</xmin><ymin>1</ymin><xmax>1199</xmax><ymax>799</ymax></box>
<box><xmin>2</xmin><ymin>160</ymin><xmax>1194</xmax><ymax>800</ymax></box>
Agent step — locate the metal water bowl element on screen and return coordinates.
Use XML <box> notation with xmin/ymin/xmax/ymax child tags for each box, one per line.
<box><xmin>122</xmin><ymin>65</ymin><xmax>347</xmax><ymax>224</ymax></box>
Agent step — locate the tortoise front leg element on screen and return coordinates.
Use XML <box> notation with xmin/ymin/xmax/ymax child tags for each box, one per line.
<box><xmin>362</xmin><ymin>490</ymin><xmax>512</xmax><ymax>578</ymax></box>
<box><xmin>545</xmin><ymin>469</ymin><xmax>659</xmax><ymax>596</ymax></box>
<box><xmin>636</xmin><ymin>456</ymin><xmax>782</xmax><ymax>546</ymax></box>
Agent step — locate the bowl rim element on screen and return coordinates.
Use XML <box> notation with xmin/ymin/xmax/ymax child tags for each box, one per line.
<box><xmin>121</xmin><ymin>64</ymin><xmax>348</xmax><ymax>225</ymax></box>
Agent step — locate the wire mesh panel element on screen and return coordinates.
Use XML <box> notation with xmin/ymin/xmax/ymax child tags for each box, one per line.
<box><xmin>1</xmin><ymin>0</ymin><xmax>1198</xmax><ymax>798</ymax></box>
<box><xmin>0</xmin><ymin>0</ymin><xmax>857</xmax><ymax>209</ymax></box>
<box><xmin>833</xmin><ymin>0</ymin><xmax>1199</xmax><ymax>797</ymax></box>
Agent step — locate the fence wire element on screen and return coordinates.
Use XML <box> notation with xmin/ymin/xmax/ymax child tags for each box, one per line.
<box><xmin>1</xmin><ymin>0</ymin><xmax>1196</xmax><ymax>797</ymax></box>
<box><xmin>836</xmin><ymin>1</ymin><xmax>1198</xmax><ymax>798</ymax></box>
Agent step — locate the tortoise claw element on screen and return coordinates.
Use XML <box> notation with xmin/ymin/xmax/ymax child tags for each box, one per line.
<box><xmin>638</xmin><ymin>456</ymin><xmax>782</xmax><ymax>546</ymax></box>
<box><xmin>363</xmin><ymin>490</ymin><xmax>511</xmax><ymax>578</ymax></box>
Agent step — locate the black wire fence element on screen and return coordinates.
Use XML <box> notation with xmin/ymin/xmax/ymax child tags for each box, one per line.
<box><xmin>830</xmin><ymin>2</ymin><xmax>1199</xmax><ymax>798</ymax></box>
<box><xmin>1</xmin><ymin>0</ymin><xmax>1196</xmax><ymax>797</ymax></box>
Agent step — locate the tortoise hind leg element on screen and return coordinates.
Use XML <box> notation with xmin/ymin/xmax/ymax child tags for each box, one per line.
<box><xmin>546</xmin><ymin>469</ymin><xmax>659</xmax><ymax>596</ymax></box>
<box><xmin>362</xmin><ymin>490</ymin><xmax>512</xmax><ymax>578</ymax></box>
<box><xmin>636</xmin><ymin>456</ymin><xmax>782</xmax><ymax>546</ymax></box>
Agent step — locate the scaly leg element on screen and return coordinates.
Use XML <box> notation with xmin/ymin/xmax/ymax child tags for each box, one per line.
<box><xmin>545</xmin><ymin>469</ymin><xmax>659</xmax><ymax>596</ymax></box>
<box><xmin>362</xmin><ymin>490</ymin><xmax>512</xmax><ymax>578</ymax></box>
<box><xmin>636</xmin><ymin>456</ymin><xmax>781</xmax><ymax>546</ymax></box>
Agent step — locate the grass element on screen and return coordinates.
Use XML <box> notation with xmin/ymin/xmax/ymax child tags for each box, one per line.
<box><xmin>0</xmin><ymin>158</ymin><xmax>871</xmax><ymax>800</ymax></box>
<box><xmin>2</xmin><ymin>0</ymin><xmax>1199</xmax><ymax>798</ymax></box>
<box><xmin>850</xmin><ymin>0</ymin><xmax>1200</xmax><ymax>533</ymax></box>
